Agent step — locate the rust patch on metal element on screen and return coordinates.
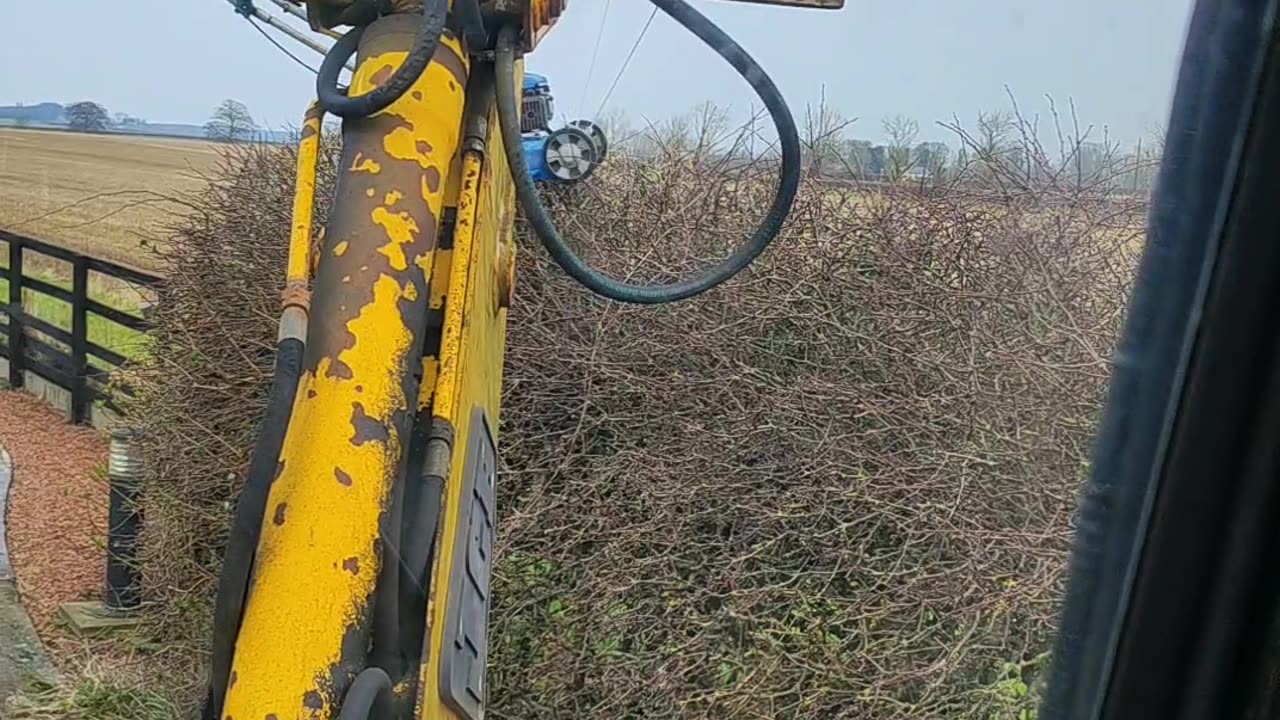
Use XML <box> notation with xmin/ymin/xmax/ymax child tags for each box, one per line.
<box><xmin>230</xmin><ymin>671</ymin><xmax>238</xmax><ymax>688</ymax></box>
<box><xmin>272</xmin><ymin>503</ymin><xmax>287</xmax><ymax>526</ymax></box>
<box><xmin>369</xmin><ymin>63</ymin><xmax>395</xmax><ymax>88</ymax></box>
<box><xmin>415</xmin><ymin>139</ymin><xmax>433</xmax><ymax>157</ymax></box>
<box><xmin>325</xmin><ymin>359</ymin><xmax>355</xmax><ymax>380</ymax></box>
<box><xmin>266</xmin><ymin>714</ymin><xmax>279</xmax><ymax>720</ymax></box>
<box><xmin>273</xmin><ymin>43</ymin><xmax>459</xmax><ymax>710</ymax></box>
<box><xmin>350</xmin><ymin>402</ymin><xmax>390</xmax><ymax>446</ymax></box>
<box><xmin>273</xmin><ymin>460</ymin><xmax>285</xmax><ymax>481</ymax></box>
<box><xmin>425</xmin><ymin>166</ymin><xmax>441</xmax><ymax>194</ymax></box>
<box><xmin>307</xmin><ymin>389</ymin><xmax>318</xmax><ymax>399</ymax></box>
<box><xmin>296</xmin><ymin>63</ymin><xmax>444</xmax><ymax>385</ymax></box>
<box><xmin>342</xmin><ymin>557</ymin><xmax>360</xmax><ymax>575</ymax></box>
<box><xmin>433</xmin><ymin>41</ymin><xmax>467</xmax><ymax>88</ymax></box>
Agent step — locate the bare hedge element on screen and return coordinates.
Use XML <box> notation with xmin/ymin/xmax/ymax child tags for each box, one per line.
<box><xmin>122</xmin><ymin>122</ymin><xmax>1143</xmax><ymax>719</ymax></box>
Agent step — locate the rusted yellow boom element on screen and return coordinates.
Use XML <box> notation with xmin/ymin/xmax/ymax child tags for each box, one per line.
<box><xmin>209</xmin><ymin>1</ymin><xmax>837</xmax><ymax>718</ymax></box>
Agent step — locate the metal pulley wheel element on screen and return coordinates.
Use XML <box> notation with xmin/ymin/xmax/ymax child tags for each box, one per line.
<box><xmin>568</xmin><ymin>119</ymin><xmax>609</xmax><ymax>162</ymax></box>
<box><xmin>544</xmin><ymin>126</ymin><xmax>600</xmax><ymax>183</ymax></box>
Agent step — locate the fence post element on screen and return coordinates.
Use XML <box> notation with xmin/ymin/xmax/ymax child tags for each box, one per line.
<box><xmin>70</xmin><ymin>257</ymin><xmax>90</xmax><ymax>423</ymax></box>
<box><xmin>105</xmin><ymin>428</ymin><xmax>143</xmax><ymax>612</ymax></box>
<box><xmin>6</xmin><ymin>238</ymin><xmax>24</xmax><ymax>389</ymax></box>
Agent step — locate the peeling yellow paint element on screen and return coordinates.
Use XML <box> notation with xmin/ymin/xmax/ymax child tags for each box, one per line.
<box><xmin>416</xmin><ymin>250</ymin><xmax>436</xmax><ymax>276</ymax></box>
<box><xmin>416</xmin><ymin>64</ymin><xmax>519</xmax><ymax>717</ymax></box>
<box><xmin>428</xmin><ymin>247</ymin><xmax>452</xmax><ymax>310</ymax></box>
<box><xmin>432</xmin><ymin>153</ymin><xmax>483</xmax><ymax>417</ymax></box>
<box><xmin>287</xmin><ymin>102</ymin><xmax>325</xmax><ymax>288</ymax></box>
<box><xmin>221</xmin><ymin>26</ymin><xmax>471</xmax><ymax>720</ymax></box>
<box><xmin>375</xmin><ymin>35</ymin><xmax>467</xmax><ymax>225</ymax></box>
<box><xmin>417</xmin><ymin>355</ymin><xmax>440</xmax><ymax>411</ymax></box>
<box><xmin>372</xmin><ymin>206</ymin><xmax>420</xmax><ymax>271</ymax></box>
<box><xmin>224</xmin><ymin>274</ymin><xmax>414</xmax><ymax>720</ymax></box>
<box><xmin>351</xmin><ymin>152</ymin><xmax>382</xmax><ymax>174</ymax></box>
<box><xmin>386</xmin><ymin>125</ymin><xmax>437</xmax><ymax>171</ymax></box>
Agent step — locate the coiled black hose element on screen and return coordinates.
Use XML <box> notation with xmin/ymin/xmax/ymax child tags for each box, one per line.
<box><xmin>494</xmin><ymin>0</ymin><xmax>802</xmax><ymax>304</ymax></box>
<box><xmin>316</xmin><ymin>0</ymin><xmax>448</xmax><ymax>118</ymax></box>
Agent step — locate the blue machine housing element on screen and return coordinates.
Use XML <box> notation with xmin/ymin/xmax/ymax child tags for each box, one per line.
<box><xmin>523</xmin><ymin>135</ymin><xmax>555</xmax><ymax>182</ymax></box>
<box><xmin>520</xmin><ymin>71</ymin><xmax>605</xmax><ymax>183</ymax></box>
<box><xmin>524</xmin><ymin>72</ymin><xmax>551</xmax><ymax>97</ymax></box>
<box><xmin>521</xmin><ymin>72</ymin><xmax>556</xmax><ymax>182</ymax></box>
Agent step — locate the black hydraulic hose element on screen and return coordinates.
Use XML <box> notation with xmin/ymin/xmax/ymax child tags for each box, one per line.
<box><xmin>201</xmin><ymin>336</ymin><xmax>305</xmax><ymax>720</ymax></box>
<box><xmin>455</xmin><ymin>0</ymin><xmax>488</xmax><ymax>52</ymax></box>
<box><xmin>337</xmin><ymin>667</ymin><xmax>394</xmax><ymax>720</ymax></box>
<box><xmin>494</xmin><ymin>1</ymin><xmax>802</xmax><ymax>305</ymax></box>
<box><xmin>316</xmin><ymin>0</ymin><xmax>448</xmax><ymax>118</ymax></box>
<box><xmin>370</xmin><ymin>460</ymin><xmax>405</xmax><ymax>678</ymax></box>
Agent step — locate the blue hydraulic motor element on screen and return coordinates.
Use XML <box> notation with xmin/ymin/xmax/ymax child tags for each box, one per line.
<box><xmin>520</xmin><ymin>72</ymin><xmax>609</xmax><ymax>183</ymax></box>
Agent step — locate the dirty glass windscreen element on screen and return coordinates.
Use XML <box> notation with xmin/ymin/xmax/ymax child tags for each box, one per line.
<box><xmin>0</xmin><ymin>0</ymin><xmax>1193</xmax><ymax>718</ymax></box>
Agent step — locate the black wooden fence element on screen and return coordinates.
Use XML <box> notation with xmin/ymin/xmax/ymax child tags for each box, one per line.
<box><xmin>0</xmin><ymin>230</ymin><xmax>161</xmax><ymax>424</ymax></box>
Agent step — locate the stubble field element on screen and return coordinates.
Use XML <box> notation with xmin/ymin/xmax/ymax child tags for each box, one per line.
<box><xmin>0</xmin><ymin>127</ymin><xmax>220</xmax><ymax>272</ymax></box>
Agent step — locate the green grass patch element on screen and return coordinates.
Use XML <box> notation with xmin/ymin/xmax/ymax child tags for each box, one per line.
<box><xmin>4</xmin><ymin>676</ymin><xmax>180</xmax><ymax>720</ymax></box>
<box><xmin>0</xmin><ymin>264</ymin><xmax>152</xmax><ymax>363</ymax></box>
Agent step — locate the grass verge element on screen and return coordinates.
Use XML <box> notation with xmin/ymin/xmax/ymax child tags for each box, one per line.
<box><xmin>4</xmin><ymin>674</ymin><xmax>180</xmax><ymax>720</ymax></box>
<box><xmin>0</xmin><ymin>262</ymin><xmax>152</xmax><ymax>364</ymax></box>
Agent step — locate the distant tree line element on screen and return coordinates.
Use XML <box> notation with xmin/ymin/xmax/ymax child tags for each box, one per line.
<box><xmin>66</xmin><ymin>101</ymin><xmax>111</xmax><ymax>132</ymax></box>
<box><xmin>594</xmin><ymin>99</ymin><xmax>1165</xmax><ymax>196</ymax></box>
<box><xmin>204</xmin><ymin>99</ymin><xmax>258</xmax><ymax>143</ymax></box>
<box><xmin>46</xmin><ymin>97</ymin><xmax>260</xmax><ymax>144</ymax></box>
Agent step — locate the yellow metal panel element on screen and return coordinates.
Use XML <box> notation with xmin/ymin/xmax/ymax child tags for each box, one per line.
<box><xmin>414</xmin><ymin>61</ymin><xmax>522</xmax><ymax>720</ymax></box>
<box><xmin>286</xmin><ymin>102</ymin><xmax>326</xmax><ymax>294</ymax></box>
<box><xmin>221</xmin><ymin>24</ymin><xmax>469</xmax><ymax>720</ymax></box>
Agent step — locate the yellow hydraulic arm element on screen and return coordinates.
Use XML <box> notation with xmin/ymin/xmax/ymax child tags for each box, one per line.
<box><xmin>205</xmin><ymin>1</ymin><xmax>842</xmax><ymax>719</ymax></box>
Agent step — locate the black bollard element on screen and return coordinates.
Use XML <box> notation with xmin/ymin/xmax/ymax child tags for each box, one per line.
<box><xmin>104</xmin><ymin>428</ymin><xmax>142</xmax><ymax>612</ymax></box>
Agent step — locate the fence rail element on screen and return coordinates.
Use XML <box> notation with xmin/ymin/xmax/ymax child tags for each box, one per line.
<box><xmin>0</xmin><ymin>230</ymin><xmax>161</xmax><ymax>424</ymax></box>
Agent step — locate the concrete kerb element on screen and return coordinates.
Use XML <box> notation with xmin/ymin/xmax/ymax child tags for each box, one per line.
<box><xmin>0</xmin><ymin>446</ymin><xmax>60</xmax><ymax>704</ymax></box>
<box><xmin>0</xmin><ymin>448</ymin><xmax>12</xmax><ymax>581</ymax></box>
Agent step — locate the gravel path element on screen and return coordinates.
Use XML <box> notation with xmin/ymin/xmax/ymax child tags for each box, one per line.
<box><xmin>0</xmin><ymin>390</ymin><xmax>109</xmax><ymax>668</ymax></box>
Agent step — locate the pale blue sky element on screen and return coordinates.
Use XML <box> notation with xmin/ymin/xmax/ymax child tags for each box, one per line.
<box><xmin>4</xmin><ymin>0</ymin><xmax>1194</xmax><ymax>146</ymax></box>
